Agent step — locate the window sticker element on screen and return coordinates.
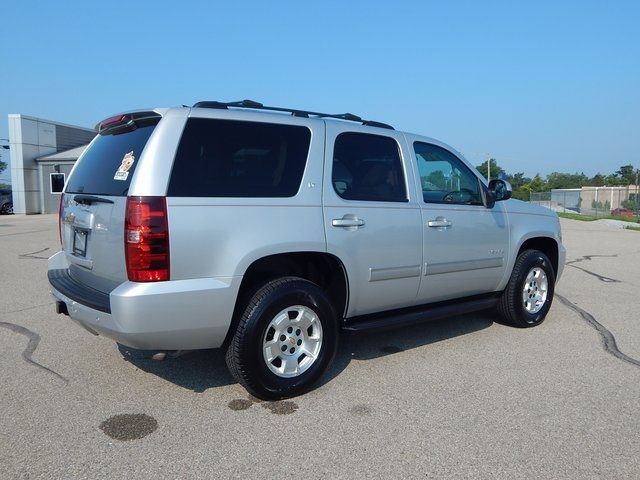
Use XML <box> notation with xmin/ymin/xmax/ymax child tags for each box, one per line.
<box><xmin>114</xmin><ymin>151</ymin><xmax>135</xmax><ymax>181</ymax></box>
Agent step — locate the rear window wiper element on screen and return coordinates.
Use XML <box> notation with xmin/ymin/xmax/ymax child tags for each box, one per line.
<box><xmin>73</xmin><ymin>194</ymin><xmax>114</xmax><ymax>205</ymax></box>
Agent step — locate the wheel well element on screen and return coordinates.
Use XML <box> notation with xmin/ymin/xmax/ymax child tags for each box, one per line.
<box><xmin>228</xmin><ymin>252</ymin><xmax>349</xmax><ymax>339</ymax></box>
<box><xmin>519</xmin><ymin>237</ymin><xmax>559</xmax><ymax>276</ymax></box>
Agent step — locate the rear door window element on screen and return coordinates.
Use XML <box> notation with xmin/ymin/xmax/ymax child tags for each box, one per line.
<box><xmin>65</xmin><ymin>119</ymin><xmax>159</xmax><ymax>196</ymax></box>
<box><xmin>167</xmin><ymin>118</ymin><xmax>311</xmax><ymax>197</ymax></box>
<box><xmin>332</xmin><ymin>132</ymin><xmax>407</xmax><ymax>202</ymax></box>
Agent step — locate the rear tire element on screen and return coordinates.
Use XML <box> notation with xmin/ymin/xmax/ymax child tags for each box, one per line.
<box><xmin>498</xmin><ymin>249</ymin><xmax>555</xmax><ymax>328</ymax></box>
<box><xmin>225</xmin><ymin>276</ymin><xmax>338</xmax><ymax>400</ymax></box>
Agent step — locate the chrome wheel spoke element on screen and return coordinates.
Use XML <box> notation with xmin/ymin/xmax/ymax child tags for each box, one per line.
<box><xmin>264</xmin><ymin>340</ymin><xmax>281</xmax><ymax>362</ymax></box>
<box><xmin>305</xmin><ymin>336</ymin><xmax>321</xmax><ymax>353</ymax></box>
<box><xmin>272</xmin><ymin>312</ymin><xmax>288</xmax><ymax>328</ymax></box>
<box><xmin>298</xmin><ymin>348</ymin><xmax>316</xmax><ymax>363</ymax></box>
<box><xmin>297</xmin><ymin>309</ymin><xmax>314</xmax><ymax>330</ymax></box>
<box><xmin>282</xmin><ymin>356</ymin><xmax>299</xmax><ymax>376</ymax></box>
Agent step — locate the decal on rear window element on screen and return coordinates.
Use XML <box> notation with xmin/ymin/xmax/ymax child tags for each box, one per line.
<box><xmin>114</xmin><ymin>151</ymin><xmax>135</xmax><ymax>181</ymax></box>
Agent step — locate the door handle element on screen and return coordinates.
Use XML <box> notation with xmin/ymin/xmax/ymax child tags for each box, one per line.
<box><xmin>332</xmin><ymin>215</ymin><xmax>365</xmax><ymax>228</ymax></box>
<box><xmin>427</xmin><ymin>217</ymin><xmax>452</xmax><ymax>228</ymax></box>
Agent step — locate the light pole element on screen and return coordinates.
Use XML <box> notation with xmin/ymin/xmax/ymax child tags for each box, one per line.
<box><xmin>636</xmin><ymin>167</ymin><xmax>639</xmax><ymax>223</ymax></box>
<box><xmin>486</xmin><ymin>154</ymin><xmax>491</xmax><ymax>181</ymax></box>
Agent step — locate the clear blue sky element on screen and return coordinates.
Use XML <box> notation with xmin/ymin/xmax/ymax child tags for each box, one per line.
<box><xmin>1</xmin><ymin>0</ymin><xmax>639</xmax><ymax>182</ymax></box>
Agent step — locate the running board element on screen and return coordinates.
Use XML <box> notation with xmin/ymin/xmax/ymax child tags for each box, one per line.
<box><xmin>342</xmin><ymin>294</ymin><xmax>499</xmax><ymax>333</ymax></box>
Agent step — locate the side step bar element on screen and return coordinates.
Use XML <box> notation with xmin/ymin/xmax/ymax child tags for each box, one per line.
<box><xmin>342</xmin><ymin>294</ymin><xmax>500</xmax><ymax>333</ymax></box>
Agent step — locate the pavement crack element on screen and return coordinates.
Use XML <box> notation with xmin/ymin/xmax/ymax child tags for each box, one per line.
<box><xmin>565</xmin><ymin>254</ymin><xmax>621</xmax><ymax>283</ymax></box>
<box><xmin>19</xmin><ymin>247</ymin><xmax>50</xmax><ymax>260</ymax></box>
<box><xmin>566</xmin><ymin>254</ymin><xmax>618</xmax><ymax>265</ymax></box>
<box><xmin>581</xmin><ymin>254</ymin><xmax>618</xmax><ymax>261</ymax></box>
<box><xmin>0</xmin><ymin>322</ymin><xmax>68</xmax><ymax>383</ymax></box>
<box><xmin>0</xmin><ymin>228</ymin><xmax>52</xmax><ymax>238</ymax></box>
<box><xmin>0</xmin><ymin>303</ymin><xmax>53</xmax><ymax>315</ymax></box>
<box><xmin>556</xmin><ymin>294</ymin><xmax>640</xmax><ymax>369</ymax></box>
<box><xmin>567</xmin><ymin>264</ymin><xmax>620</xmax><ymax>283</ymax></box>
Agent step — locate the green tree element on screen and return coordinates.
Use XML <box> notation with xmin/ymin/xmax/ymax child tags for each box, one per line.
<box><xmin>545</xmin><ymin>172</ymin><xmax>588</xmax><ymax>189</ymax></box>
<box><xmin>506</xmin><ymin>172</ymin><xmax>530</xmax><ymax>189</ymax></box>
<box><xmin>586</xmin><ymin>173</ymin><xmax>606</xmax><ymax>186</ymax></box>
<box><xmin>475</xmin><ymin>158</ymin><xmax>503</xmax><ymax>181</ymax></box>
<box><xmin>527</xmin><ymin>174</ymin><xmax>547</xmax><ymax>192</ymax></box>
<box><xmin>518</xmin><ymin>174</ymin><xmax>548</xmax><ymax>200</ymax></box>
<box><xmin>604</xmin><ymin>174</ymin><xmax>628</xmax><ymax>186</ymax></box>
<box><xmin>615</xmin><ymin>165</ymin><xmax>637</xmax><ymax>185</ymax></box>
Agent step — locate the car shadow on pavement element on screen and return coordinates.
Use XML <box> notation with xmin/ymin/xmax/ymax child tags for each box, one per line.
<box><xmin>118</xmin><ymin>345</ymin><xmax>234</xmax><ymax>393</ymax></box>
<box><xmin>320</xmin><ymin>311</ymin><xmax>494</xmax><ymax>387</ymax></box>
<box><xmin>118</xmin><ymin>312</ymin><xmax>494</xmax><ymax>394</ymax></box>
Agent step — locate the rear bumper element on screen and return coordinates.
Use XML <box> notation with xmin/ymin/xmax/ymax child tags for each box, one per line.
<box><xmin>47</xmin><ymin>251</ymin><xmax>241</xmax><ymax>350</ymax></box>
<box><xmin>48</xmin><ymin>269</ymin><xmax>111</xmax><ymax>313</ymax></box>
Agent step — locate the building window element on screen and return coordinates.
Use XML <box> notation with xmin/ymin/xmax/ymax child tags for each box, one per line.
<box><xmin>50</xmin><ymin>173</ymin><xmax>65</xmax><ymax>194</ymax></box>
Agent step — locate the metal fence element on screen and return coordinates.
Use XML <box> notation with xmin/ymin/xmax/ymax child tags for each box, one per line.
<box><xmin>530</xmin><ymin>186</ymin><xmax>640</xmax><ymax>220</ymax></box>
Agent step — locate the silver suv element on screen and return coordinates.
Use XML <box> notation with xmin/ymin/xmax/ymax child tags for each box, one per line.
<box><xmin>48</xmin><ymin>100</ymin><xmax>566</xmax><ymax>399</ymax></box>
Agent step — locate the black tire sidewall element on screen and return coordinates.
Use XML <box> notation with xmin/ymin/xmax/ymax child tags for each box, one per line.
<box><xmin>514</xmin><ymin>252</ymin><xmax>555</xmax><ymax>325</ymax></box>
<box><xmin>241</xmin><ymin>279</ymin><xmax>338</xmax><ymax>397</ymax></box>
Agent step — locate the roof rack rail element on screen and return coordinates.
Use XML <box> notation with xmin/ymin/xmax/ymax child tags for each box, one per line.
<box><xmin>191</xmin><ymin>99</ymin><xmax>394</xmax><ymax>130</ymax></box>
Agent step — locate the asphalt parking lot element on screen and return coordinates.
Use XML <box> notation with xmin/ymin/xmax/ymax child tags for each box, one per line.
<box><xmin>1</xmin><ymin>214</ymin><xmax>639</xmax><ymax>479</ymax></box>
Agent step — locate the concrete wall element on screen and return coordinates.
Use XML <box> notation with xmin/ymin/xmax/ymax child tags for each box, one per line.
<box><xmin>8</xmin><ymin>115</ymin><xmax>95</xmax><ymax>214</ymax></box>
<box><xmin>579</xmin><ymin>186</ymin><xmax>639</xmax><ymax>212</ymax></box>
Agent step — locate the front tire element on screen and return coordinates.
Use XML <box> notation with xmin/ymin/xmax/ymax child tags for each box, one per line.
<box><xmin>498</xmin><ymin>249</ymin><xmax>555</xmax><ymax>328</ymax></box>
<box><xmin>225</xmin><ymin>277</ymin><xmax>338</xmax><ymax>400</ymax></box>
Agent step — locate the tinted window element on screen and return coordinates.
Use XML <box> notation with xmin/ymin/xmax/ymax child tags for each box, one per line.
<box><xmin>414</xmin><ymin>142</ymin><xmax>482</xmax><ymax>205</ymax></box>
<box><xmin>332</xmin><ymin>132</ymin><xmax>406</xmax><ymax>202</ymax></box>
<box><xmin>65</xmin><ymin>122</ymin><xmax>157</xmax><ymax>196</ymax></box>
<box><xmin>167</xmin><ymin>119</ymin><xmax>311</xmax><ymax>197</ymax></box>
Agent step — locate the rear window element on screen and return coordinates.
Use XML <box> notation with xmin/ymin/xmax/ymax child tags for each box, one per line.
<box><xmin>65</xmin><ymin>121</ymin><xmax>158</xmax><ymax>196</ymax></box>
<box><xmin>167</xmin><ymin>118</ymin><xmax>311</xmax><ymax>197</ymax></box>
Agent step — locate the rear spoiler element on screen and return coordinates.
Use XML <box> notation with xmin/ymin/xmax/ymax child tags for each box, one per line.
<box><xmin>95</xmin><ymin>111</ymin><xmax>162</xmax><ymax>135</ymax></box>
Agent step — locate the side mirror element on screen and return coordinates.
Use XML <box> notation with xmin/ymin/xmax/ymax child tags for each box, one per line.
<box><xmin>488</xmin><ymin>179</ymin><xmax>512</xmax><ymax>202</ymax></box>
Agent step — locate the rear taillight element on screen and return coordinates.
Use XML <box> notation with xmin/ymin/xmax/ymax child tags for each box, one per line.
<box><xmin>58</xmin><ymin>194</ymin><xmax>64</xmax><ymax>245</ymax></box>
<box><xmin>125</xmin><ymin>196</ymin><xmax>170</xmax><ymax>282</ymax></box>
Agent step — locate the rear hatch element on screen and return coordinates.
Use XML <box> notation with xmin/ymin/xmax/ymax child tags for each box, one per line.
<box><xmin>61</xmin><ymin>112</ymin><xmax>161</xmax><ymax>294</ymax></box>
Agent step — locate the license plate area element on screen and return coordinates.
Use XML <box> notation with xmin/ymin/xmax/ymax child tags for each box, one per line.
<box><xmin>72</xmin><ymin>228</ymin><xmax>89</xmax><ymax>257</ymax></box>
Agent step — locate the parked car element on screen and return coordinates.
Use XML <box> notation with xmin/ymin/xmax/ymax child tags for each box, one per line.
<box><xmin>48</xmin><ymin>100</ymin><xmax>566</xmax><ymax>399</ymax></box>
<box><xmin>611</xmin><ymin>208</ymin><xmax>635</xmax><ymax>218</ymax></box>
<box><xmin>0</xmin><ymin>189</ymin><xmax>13</xmax><ymax>214</ymax></box>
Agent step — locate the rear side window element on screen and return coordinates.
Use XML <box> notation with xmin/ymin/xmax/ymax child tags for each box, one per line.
<box><xmin>332</xmin><ymin>132</ymin><xmax>407</xmax><ymax>202</ymax></box>
<box><xmin>167</xmin><ymin>118</ymin><xmax>311</xmax><ymax>197</ymax></box>
<box><xmin>65</xmin><ymin>121</ymin><xmax>158</xmax><ymax>196</ymax></box>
